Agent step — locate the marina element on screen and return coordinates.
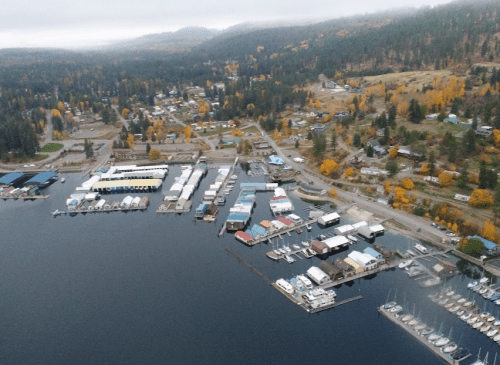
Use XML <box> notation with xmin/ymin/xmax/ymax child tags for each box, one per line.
<box><xmin>378</xmin><ymin>304</ymin><xmax>471</xmax><ymax>364</ymax></box>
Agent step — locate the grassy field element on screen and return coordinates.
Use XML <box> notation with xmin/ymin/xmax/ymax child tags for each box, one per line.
<box><xmin>363</xmin><ymin>69</ymin><xmax>453</xmax><ymax>89</ymax></box>
<box><xmin>40</xmin><ymin>143</ymin><xmax>63</xmax><ymax>152</ymax></box>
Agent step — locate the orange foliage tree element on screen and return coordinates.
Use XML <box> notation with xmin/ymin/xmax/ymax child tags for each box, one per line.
<box><xmin>438</xmin><ymin>171</ymin><xmax>453</xmax><ymax>187</ymax></box>
<box><xmin>469</xmin><ymin>189</ymin><xmax>494</xmax><ymax>208</ymax></box>
<box><xmin>320</xmin><ymin>159</ymin><xmax>338</xmax><ymax>176</ymax></box>
<box><xmin>400</xmin><ymin>178</ymin><xmax>414</xmax><ymax>190</ymax></box>
<box><xmin>481</xmin><ymin>220</ymin><xmax>498</xmax><ymax>242</ymax></box>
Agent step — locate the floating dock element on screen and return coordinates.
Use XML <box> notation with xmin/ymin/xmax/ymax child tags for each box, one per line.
<box><xmin>2</xmin><ymin>195</ymin><xmax>50</xmax><ymax>200</ymax></box>
<box><xmin>242</xmin><ymin>218</ymin><xmax>318</xmax><ymax>246</ymax></box>
<box><xmin>378</xmin><ymin>305</ymin><xmax>470</xmax><ymax>364</ymax></box>
<box><xmin>52</xmin><ymin>206</ymin><xmax>147</xmax><ymax>216</ymax></box>
<box><xmin>156</xmin><ymin>200</ymin><xmax>193</xmax><ymax>214</ymax></box>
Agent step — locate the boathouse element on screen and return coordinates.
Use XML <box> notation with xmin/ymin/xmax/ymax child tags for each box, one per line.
<box><xmin>24</xmin><ymin>171</ymin><xmax>57</xmax><ymax>187</ymax></box>
<box><xmin>348</xmin><ymin>251</ymin><xmax>378</xmax><ymax>271</ymax></box>
<box><xmin>311</xmin><ymin>240</ymin><xmax>328</xmax><ymax>255</ymax></box>
<box><xmin>322</xmin><ymin>236</ymin><xmax>349</xmax><ymax>251</ymax></box>
<box><xmin>334</xmin><ymin>258</ymin><xmax>355</xmax><ymax>276</ymax></box>
<box><xmin>319</xmin><ymin>261</ymin><xmax>344</xmax><ymax>281</ymax></box>
<box><xmin>306</xmin><ymin>266</ymin><xmax>331</xmax><ymax>285</ymax></box>
<box><xmin>0</xmin><ymin>172</ymin><xmax>24</xmax><ymax>187</ymax></box>
<box><xmin>364</xmin><ymin>247</ymin><xmax>385</xmax><ymax>264</ymax></box>
<box><xmin>317</xmin><ymin>212</ymin><xmax>340</xmax><ymax>227</ymax></box>
<box><xmin>235</xmin><ymin>231</ymin><xmax>253</xmax><ymax>244</ymax></box>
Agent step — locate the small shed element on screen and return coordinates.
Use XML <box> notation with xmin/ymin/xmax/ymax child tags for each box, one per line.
<box><xmin>317</xmin><ymin>212</ymin><xmax>340</xmax><ymax>226</ymax></box>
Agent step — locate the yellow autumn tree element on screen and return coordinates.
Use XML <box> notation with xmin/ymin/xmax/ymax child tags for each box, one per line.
<box><xmin>184</xmin><ymin>125</ymin><xmax>192</xmax><ymax>143</ymax></box>
<box><xmin>451</xmin><ymin>223</ymin><xmax>458</xmax><ymax>232</ymax></box>
<box><xmin>344</xmin><ymin>168</ymin><xmax>355</xmax><ymax>177</ymax></box>
<box><xmin>400</xmin><ymin>178</ymin><xmax>414</xmax><ymax>190</ymax></box>
<box><xmin>329</xmin><ymin>189</ymin><xmax>337</xmax><ymax>197</ymax></box>
<box><xmin>469</xmin><ymin>189</ymin><xmax>494</xmax><ymax>208</ymax></box>
<box><xmin>121</xmin><ymin>108</ymin><xmax>130</xmax><ymax>118</ymax></box>
<box><xmin>384</xmin><ymin>181</ymin><xmax>393</xmax><ymax>194</ymax></box>
<box><xmin>51</xmin><ymin>109</ymin><xmax>61</xmax><ymax>117</ymax></box>
<box><xmin>389</xmin><ymin>144</ymin><xmax>399</xmax><ymax>159</ymax></box>
<box><xmin>438</xmin><ymin>171</ymin><xmax>453</xmax><ymax>187</ymax></box>
<box><xmin>320</xmin><ymin>159</ymin><xmax>338</xmax><ymax>176</ymax></box>
<box><xmin>231</xmin><ymin>128</ymin><xmax>243</xmax><ymax>137</ymax></box>
<box><xmin>481</xmin><ymin>220</ymin><xmax>498</xmax><ymax>242</ymax></box>
<box><xmin>394</xmin><ymin>186</ymin><xmax>409</xmax><ymax>204</ymax></box>
<box><xmin>420</xmin><ymin>163</ymin><xmax>429</xmax><ymax>175</ymax></box>
<box><xmin>126</xmin><ymin>134</ymin><xmax>135</xmax><ymax>148</ymax></box>
<box><xmin>149</xmin><ymin>148</ymin><xmax>161</xmax><ymax>160</ymax></box>
<box><xmin>273</xmin><ymin>129</ymin><xmax>279</xmax><ymax>140</ymax></box>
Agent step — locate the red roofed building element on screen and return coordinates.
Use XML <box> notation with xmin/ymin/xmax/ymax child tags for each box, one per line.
<box><xmin>235</xmin><ymin>231</ymin><xmax>253</xmax><ymax>244</ymax></box>
<box><xmin>311</xmin><ymin>240</ymin><xmax>328</xmax><ymax>254</ymax></box>
<box><xmin>277</xmin><ymin>217</ymin><xmax>293</xmax><ymax>226</ymax></box>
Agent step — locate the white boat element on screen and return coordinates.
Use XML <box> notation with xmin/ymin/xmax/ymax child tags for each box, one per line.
<box><xmin>495</xmin><ymin>299</ymin><xmax>500</xmax><ymax>305</ymax></box>
<box><xmin>306</xmin><ymin>223</ymin><xmax>312</xmax><ymax>231</ymax></box>
<box><xmin>463</xmin><ymin>301</ymin><xmax>473</xmax><ymax>307</ymax></box>
<box><xmin>438</xmin><ymin>298</ymin><xmax>449</xmax><ymax>305</ymax></box>
<box><xmin>401</xmin><ymin>314</ymin><xmax>413</xmax><ymax>322</ymax></box>
<box><xmin>461</xmin><ymin>313</ymin><xmax>472</xmax><ymax>320</ymax></box>
<box><xmin>444</xmin><ymin>302</ymin><xmax>454</xmax><ymax>309</ymax></box>
<box><xmin>480</xmin><ymin>312</ymin><xmax>490</xmax><ymax>319</ymax></box>
<box><xmin>421</xmin><ymin>277</ymin><xmax>442</xmax><ymax>287</ymax></box>
<box><xmin>273</xmin><ymin>250</ymin><xmax>282</xmax><ymax>256</ymax></box>
<box><xmin>434</xmin><ymin>337</ymin><xmax>450</xmax><ymax>347</ymax></box>
<box><xmin>284</xmin><ymin>246</ymin><xmax>292</xmax><ymax>253</ymax></box>
<box><xmin>467</xmin><ymin>317</ymin><xmax>478</xmax><ymax>324</ymax></box>
<box><xmin>292</xmin><ymin>244</ymin><xmax>301</xmax><ymax>250</ymax></box>
<box><xmin>414</xmin><ymin>324</ymin><xmax>427</xmax><ymax>331</ymax></box>
<box><xmin>414</xmin><ymin>243</ymin><xmax>429</xmax><ymax>254</ymax></box>
<box><xmin>479</xmin><ymin>287</ymin><xmax>488</xmax><ymax>295</ymax></box>
<box><xmin>480</xmin><ymin>277</ymin><xmax>490</xmax><ymax>284</ymax></box>
<box><xmin>347</xmin><ymin>234</ymin><xmax>357</xmax><ymax>242</ymax></box>
<box><xmin>301</xmin><ymin>241</ymin><xmax>310</xmax><ymax>248</ymax></box>
<box><xmin>442</xmin><ymin>343</ymin><xmax>458</xmax><ymax>354</ymax></box>
<box><xmin>494</xmin><ymin>319</ymin><xmax>500</xmax><ymax>326</ymax></box>
<box><xmin>457</xmin><ymin>298</ymin><xmax>466</xmax><ymax>304</ymax></box>
<box><xmin>480</xmin><ymin>325</ymin><xmax>491</xmax><ymax>333</ymax></box>
<box><xmin>473</xmin><ymin>321</ymin><xmax>484</xmax><ymax>329</ymax></box>
<box><xmin>283</xmin><ymin>255</ymin><xmax>295</xmax><ymax>263</ymax></box>
<box><xmin>279</xmin><ymin>248</ymin><xmax>287</xmax><ymax>255</ymax></box>
<box><xmin>428</xmin><ymin>332</ymin><xmax>442</xmax><ymax>342</ymax></box>
<box><xmin>408</xmin><ymin>319</ymin><xmax>420</xmax><ymax>326</ymax></box>
<box><xmin>61</xmin><ymin>178</ymin><xmax>65</xmax><ymax>183</ymax></box>
<box><xmin>230</xmin><ymin>175</ymin><xmax>238</xmax><ymax>180</ymax></box>
<box><xmin>406</xmin><ymin>249</ymin><xmax>416</xmax><ymax>257</ymax></box>
<box><xmin>484</xmin><ymin>290</ymin><xmax>496</xmax><ymax>299</ymax></box>
<box><xmin>384</xmin><ymin>301</ymin><xmax>397</xmax><ymax>310</ymax></box>
<box><xmin>456</xmin><ymin>310</ymin><xmax>465</xmax><ymax>316</ymax></box>
<box><xmin>449</xmin><ymin>306</ymin><xmax>460</xmax><ymax>313</ymax></box>
<box><xmin>390</xmin><ymin>305</ymin><xmax>403</xmax><ymax>313</ymax></box>
<box><xmin>421</xmin><ymin>327</ymin><xmax>434</xmax><ymax>336</ymax></box>
<box><xmin>398</xmin><ymin>260</ymin><xmax>413</xmax><ymax>269</ymax></box>
<box><xmin>494</xmin><ymin>334</ymin><xmax>500</xmax><ymax>342</ymax></box>
<box><xmin>297</xmin><ymin>275</ymin><xmax>313</xmax><ymax>290</ymax></box>
<box><xmin>445</xmin><ymin>290</ymin><xmax>455</xmax><ymax>297</ymax></box>
<box><xmin>468</xmin><ymin>281</ymin><xmax>479</xmax><ymax>288</ymax></box>
<box><xmin>487</xmin><ymin>316</ymin><xmax>495</xmax><ymax>322</ymax></box>
<box><xmin>488</xmin><ymin>329</ymin><xmax>498</xmax><ymax>337</ymax></box>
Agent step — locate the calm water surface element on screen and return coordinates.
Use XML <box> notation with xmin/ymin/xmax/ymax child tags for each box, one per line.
<box><xmin>0</xmin><ymin>166</ymin><xmax>496</xmax><ymax>364</ymax></box>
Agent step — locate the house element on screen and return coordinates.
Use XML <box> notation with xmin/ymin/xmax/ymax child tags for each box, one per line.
<box><xmin>424</xmin><ymin>176</ymin><xmax>440</xmax><ymax>184</ymax></box>
<box><xmin>444</xmin><ymin>114</ymin><xmax>459</xmax><ymax>124</ymax></box>
<box><xmin>311</xmin><ymin>240</ymin><xmax>329</xmax><ymax>255</ymax></box>
<box><xmin>364</xmin><ymin>247</ymin><xmax>385</xmax><ymax>264</ymax></box>
<box><xmin>319</xmin><ymin>261</ymin><xmax>344</xmax><ymax>281</ymax></box>
<box><xmin>367</xmin><ymin>139</ymin><xmax>380</xmax><ymax>149</ymax></box>
<box><xmin>335</xmin><ymin>111</ymin><xmax>350</xmax><ymax>118</ymax></box>
<box><xmin>376</xmin><ymin>128</ymin><xmax>386</xmax><ymax>137</ymax></box>
<box><xmin>324</xmin><ymin>80</ymin><xmax>338</xmax><ymax>89</ymax></box>
<box><xmin>476</xmin><ymin>126</ymin><xmax>493</xmax><ymax>138</ymax></box>
<box><xmin>334</xmin><ymin>258</ymin><xmax>355</xmax><ymax>276</ymax></box>
<box><xmin>348</xmin><ymin>251</ymin><xmax>378</xmax><ymax>271</ymax></box>
<box><xmin>432</xmin><ymin>260</ymin><xmax>457</xmax><ymax>278</ymax></box>
<box><xmin>306</xmin><ymin>266</ymin><xmax>331</xmax><ymax>285</ymax></box>
<box><xmin>426</xmin><ymin>114</ymin><xmax>438</xmax><ymax>120</ymax></box>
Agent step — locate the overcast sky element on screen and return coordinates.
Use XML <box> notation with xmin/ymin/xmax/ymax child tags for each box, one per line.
<box><xmin>0</xmin><ymin>0</ymin><xmax>453</xmax><ymax>49</ymax></box>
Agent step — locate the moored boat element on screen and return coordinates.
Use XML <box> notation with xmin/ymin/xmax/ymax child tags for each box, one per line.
<box><xmin>442</xmin><ymin>343</ymin><xmax>458</xmax><ymax>354</ymax></box>
<box><xmin>398</xmin><ymin>260</ymin><xmax>413</xmax><ymax>269</ymax></box>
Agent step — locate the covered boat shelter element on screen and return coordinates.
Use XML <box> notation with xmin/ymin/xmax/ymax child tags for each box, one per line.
<box><xmin>0</xmin><ymin>172</ymin><xmax>24</xmax><ymax>186</ymax></box>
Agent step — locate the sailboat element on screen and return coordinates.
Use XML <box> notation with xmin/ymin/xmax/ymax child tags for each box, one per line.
<box><xmin>435</xmin><ymin>328</ymin><xmax>452</xmax><ymax>347</ymax></box>
<box><xmin>470</xmin><ymin>350</ymin><xmax>488</xmax><ymax>365</ymax></box>
<box><xmin>428</xmin><ymin>322</ymin><xmax>443</xmax><ymax>342</ymax></box>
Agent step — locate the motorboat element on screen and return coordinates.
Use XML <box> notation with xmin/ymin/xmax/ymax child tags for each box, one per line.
<box><xmin>442</xmin><ymin>343</ymin><xmax>458</xmax><ymax>354</ymax></box>
<box><xmin>383</xmin><ymin>301</ymin><xmax>396</xmax><ymax>310</ymax></box>
<box><xmin>495</xmin><ymin>299</ymin><xmax>500</xmax><ymax>305</ymax></box>
<box><xmin>61</xmin><ymin>178</ymin><xmax>65</xmax><ymax>183</ymax></box>
<box><xmin>398</xmin><ymin>260</ymin><xmax>413</xmax><ymax>269</ymax></box>
<box><xmin>306</xmin><ymin>223</ymin><xmax>312</xmax><ymax>231</ymax></box>
<box><xmin>451</xmin><ymin>348</ymin><xmax>470</xmax><ymax>361</ymax></box>
<box><xmin>494</xmin><ymin>319</ymin><xmax>500</xmax><ymax>326</ymax></box>
<box><xmin>431</xmin><ymin>295</ymin><xmax>443</xmax><ymax>303</ymax></box>
<box><xmin>428</xmin><ymin>292</ymin><xmax>439</xmax><ymax>300</ymax></box>
<box><xmin>488</xmin><ymin>329</ymin><xmax>498</xmax><ymax>337</ymax></box>
<box><xmin>292</xmin><ymin>244</ymin><xmax>301</xmax><ymax>250</ymax></box>
<box><xmin>301</xmin><ymin>241</ymin><xmax>310</xmax><ymax>248</ymax></box>
<box><xmin>480</xmin><ymin>312</ymin><xmax>490</xmax><ymax>319</ymax></box>
<box><xmin>449</xmin><ymin>306</ymin><xmax>460</xmax><ymax>313</ymax></box>
<box><xmin>407</xmin><ymin>267</ymin><xmax>425</xmax><ymax>277</ymax></box>
<box><xmin>284</xmin><ymin>246</ymin><xmax>292</xmax><ymax>253</ymax></box>
<box><xmin>283</xmin><ymin>255</ymin><xmax>295</xmax><ymax>263</ymax></box>
<box><xmin>421</xmin><ymin>277</ymin><xmax>442</xmax><ymax>287</ymax></box>
<box><xmin>273</xmin><ymin>250</ymin><xmax>282</xmax><ymax>256</ymax></box>
<box><xmin>487</xmin><ymin>315</ymin><xmax>496</xmax><ymax>322</ymax></box>
<box><xmin>472</xmin><ymin>321</ymin><xmax>484</xmax><ymax>329</ymax></box>
<box><xmin>456</xmin><ymin>310</ymin><xmax>465</xmax><ymax>316</ymax></box>
<box><xmin>491</xmin><ymin>295</ymin><xmax>500</xmax><ymax>301</ymax></box>
<box><xmin>230</xmin><ymin>175</ymin><xmax>238</xmax><ymax>180</ymax></box>
<box><xmin>390</xmin><ymin>305</ymin><xmax>403</xmax><ymax>313</ymax></box>
<box><xmin>452</xmin><ymin>294</ymin><xmax>461</xmax><ymax>300</ymax></box>
<box><xmin>406</xmin><ymin>249</ymin><xmax>416</xmax><ymax>257</ymax></box>
<box><xmin>463</xmin><ymin>301</ymin><xmax>473</xmax><ymax>307</ymax></box>
<box><xmin>445</xmin><ymin>290</ymin><xmax>455</xmax><ymax>297</ymax></box>
<box><xmin>444</xmin><ymin>302</ymin><xmax>454</xmax><ymax>309</ymax></box>
<box><xmin>467</xmin><ymin>317</ymin><xmax>478</xmax><ymax>324</ymax></box>
<box><xmin>480</xmin><ymin>325</ymin><xmax>491</xmax><ymax>333</ymax></box>
<box><xmin>438</xmin><ymin>298</ymin><xmax>449</xmax><ymax>305</ymax></box>
<box><xmin>457</xmin><ymin>298</ymin><xmax>466</xmax><ymax>304</ymax></box>
<box><xmin>494</xmin><ymin>334</ymin><xmax>500</xmax><ymax>342</ymax></box>
<box><xmin>461</xmin><ymin>313</ymin><xmax>472</xmax><ymax>320</ymax></box>
<box><xmin>347</xmin><ymin>234</ymin><xmax>357</xmax><ymax>242</ymax></box>
<box><xmin>480</xmin><ymin>277</ymin><xmax>490</xmax><ymax>284</ymax></box>
<box><xmin>468</xmin><ymin>281</ymin><xmax>479</xmax><ymax>289</ymax></box>
<box><xmin>483</xmin><ymin>290</ymin><xmax>496</xmax><ymax>299</ymax></box>
<box><xmin>479</xmin><ymin>287</ymin><xmax>489</xmax><ymax>295</ymax></box>
<box><xmin>279</xmin><ymin>248</ymin><xmax>287</xmax><ymax>255</ymax></box>
<box><xmin>434</xmin><ymin>337</ymin><xmax>450</xmax><ymax>347</ymax></box>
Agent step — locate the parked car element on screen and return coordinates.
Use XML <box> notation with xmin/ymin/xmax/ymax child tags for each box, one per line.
<box><xmin>431</xmin><ymin>223</ymin><xmax>438</xmax><ymax>227</ymax></box>
<box><xmin>446</xmin><ymin>232</ymin><xmax>456</xmax><ymax>237</ymax></box>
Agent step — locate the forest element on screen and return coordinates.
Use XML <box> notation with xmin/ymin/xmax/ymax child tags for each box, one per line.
<box><xmin>0</xmin><ymin>0</ymin><xmax>499</xmax><ymax>158</ymax></box>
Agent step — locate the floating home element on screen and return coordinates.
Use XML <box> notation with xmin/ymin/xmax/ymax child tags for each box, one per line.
<box><xmin>92</xmin><ymin>179</ymin><xmax>162</xmax><ymax>193</ymax></box>
<box><xmin>317</xmin><ymin>212</ymin><xmax>340</xmax><ymax>227</ymax></box>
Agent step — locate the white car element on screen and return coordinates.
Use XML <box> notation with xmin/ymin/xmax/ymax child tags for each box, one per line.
<box><xmin>446</xmin><ymin>232</ymin><xmax>456</xmax><ymax>237</ymax></box>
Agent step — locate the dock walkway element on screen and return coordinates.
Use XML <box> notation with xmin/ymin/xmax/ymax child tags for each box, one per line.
<box><xmin>2</xmin><ymin>195</ymin><xmax>50</xmax><ymax>200</ymax></box>
<box><xmin>379</xmin><ymin>305</ymin><xmax>470</xmax><ymax>364</ymax></box>
<box><xmin>52</xmin><ymin>206</ymin><xmax>147</xmax><ymax>216</ymax></box>
<box><xmin>245</xmin><ymin>218</ymin><xmax>318</xmax><ymax>246</ymax></box>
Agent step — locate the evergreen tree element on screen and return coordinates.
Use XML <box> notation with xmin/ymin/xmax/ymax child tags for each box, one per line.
<box><xmin>367</xmin><ymin>145</ymin><xmax>374</xmax><ymax>157</ymax></box>
<box><xmin>353</xmin><ymin>133</ymin><xmax>361</xmax><ymax>147</ymax></box>
<box><xmin>457</xmin><ymin>163</ymin><xmax>469</xmax><ymax>189</ymax></box>
<box><xmin>409</xmin><ymin>99</ymin><xmax>423</xmax><ymax>124</ymax></box>
<box><xmin>428</xmin><ymin>151</ymin><xmax>436</xmax><ymax>176</ymax></box>
<box><xmin>331</xmin><ymin>130</ymin><xmax>337</xmax><ymax>150</ymax></box>
<box><xmin>479</xmin><ymin>161</ymin><xmax>488</xmax><ymax>189</ymax></box>
<box><xmin>84</xmin><ymin>139</ymin><xmax>94</xmax><ymax>159</ymax></box>
<box><xmin>462</xmin><ymin>129</ymin><xmax>476</xmax><ymax>156</ymax></box>
<box><xmin>146</xmin><ymin>143</ymin><xmax>151</xmax><ymax>154</ymax></box>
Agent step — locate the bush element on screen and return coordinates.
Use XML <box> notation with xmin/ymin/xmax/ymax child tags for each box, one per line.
<box><xmin>461</xmin><ymin>238</ymin><xmax>485</xmax><ymax>258</ymax></box>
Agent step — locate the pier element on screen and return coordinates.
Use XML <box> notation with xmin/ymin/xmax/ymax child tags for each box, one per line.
<box><xmin>378</xmin><ymin>305</ymin><xmax>470</xmax><ymax>364</ymax></box>
<box><xmin>2</xmin><ymin>195</ymin><xmax>50</xmax><ymax>200</ymax></box>
<box><xmin>225</xmin><ymin>249</ymin><xmax>272</xmax><ymax>284</ymax></box>
<box><xmin>309</xmin><ymin>295</ymin><xmax>363</xmax><ymax>313</ymax></box>
<box><xmin>52</xmin><ymin>206</ymin><xmax>147</xmax><ymax>216</ymax></box>
<box><xmin>243</xmin><ymin>218</ymin><xmax>318</xmax><ymax>246</ymax></box>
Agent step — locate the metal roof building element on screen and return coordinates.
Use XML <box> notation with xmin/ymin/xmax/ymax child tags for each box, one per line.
<box><xmin>0</xmin><ymin>172</ymin><xmax>24</xmax><ymax>186</ymax></box>
<box><xmin>24</xmin><ymin>171</ymin><xmax>57</xmax><ymax>186</ymax></box>
<box><xmin>322</xmin><ymin>236</ymin><xmax>349</xmax><ymax>251</ymax></box>
<box><xmin>306</xmin><ymin>266</ymin><xmax>331</xmax><ymax>285</ymax></box>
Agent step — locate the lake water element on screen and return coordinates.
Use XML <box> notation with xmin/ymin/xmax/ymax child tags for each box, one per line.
<box><xmin>0</xmin><ymin>165</ymin><xmax>497</xmax><ymax>364</ymax></box>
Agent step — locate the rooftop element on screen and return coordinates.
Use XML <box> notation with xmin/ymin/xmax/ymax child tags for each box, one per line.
<box><xmin>0</xmin><ymin>172</ymin><xmax>24</xmax><ymax>185</ymax></box>
<box><xmin>24</xmin><ymin>171</ymin><xmax>57</xmax><ymax>185</ymax></box>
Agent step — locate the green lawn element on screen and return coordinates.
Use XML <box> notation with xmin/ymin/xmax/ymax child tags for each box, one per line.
<box><xmin>40</xmin><ymin>143</ymin><xmax>64</xmax><ymax>153</ymax></box>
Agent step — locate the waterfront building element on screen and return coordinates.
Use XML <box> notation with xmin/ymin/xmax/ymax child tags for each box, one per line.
<box><xmin>306</xmin><ymin>266</ymin><xmax>331</xmax><ymax>285</ymax></box>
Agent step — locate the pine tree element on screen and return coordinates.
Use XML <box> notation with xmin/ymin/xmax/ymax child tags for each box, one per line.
<box><xmin>457</xmin><ymin>163</ymin><xmax>469</xmax><ymax>189</ymax></box>
<box><xmin>146</xmin><ymin>143</ymin><xmax>151</xmax><ymax>154</ymax></box>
